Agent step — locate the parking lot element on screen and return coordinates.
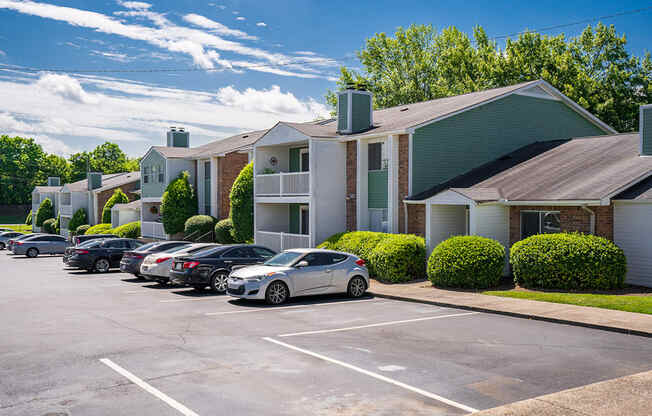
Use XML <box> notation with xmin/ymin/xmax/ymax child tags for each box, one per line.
<box><xmin>1</xmin><ymin>253</ymin><xmax>651</xmax><ymax>416</ymax></box>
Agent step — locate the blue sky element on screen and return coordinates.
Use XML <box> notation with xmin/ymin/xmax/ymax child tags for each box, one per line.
<box><xmin>0</xmin><ymin>0</ymin><xmax>650</xmax><ymax>157</ymax></box>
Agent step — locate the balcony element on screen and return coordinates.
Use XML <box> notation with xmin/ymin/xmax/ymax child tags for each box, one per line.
<box><xmin>60</xmin><ymin>205</ymin><xmax>73</xmax><ymax>217</ymax></box>
<box><xmin>256</xmin><ymin>230</ymin><xmax>311</xmax><ymax>252</ymax></box>
<box><xmin>142</xmin><ymin>221</ymin><xmax>167</xmax><ymax>240</ymax></box>
<box><xmin>255</xmin><ymin>172</ymin><xmax>310</xmax><ymax>197</ymax></box>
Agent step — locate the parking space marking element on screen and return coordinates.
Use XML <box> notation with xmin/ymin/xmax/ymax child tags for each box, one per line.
<box><xmin>278</xmin><ymin>312</ymin><xmax>478</xmax><ymax>337</ymax></box>
<box><xmin>262</xmin><ymin>337</ymin><xmax>478</xmax><ymax>413</ymax></box>
<box><xmin>160</xmin><ymin>297</ymin><xmax>224</xmax><ymax>303</ymax></box>
<box><xmin>99</xmin><ymin>358</ymin><xmax>200</xmax><ymax>416</ymax></box>
<box><xmin>204</xmin><ymin>299</ymin><xmax>386</xmax><ymax>316</ymax></box>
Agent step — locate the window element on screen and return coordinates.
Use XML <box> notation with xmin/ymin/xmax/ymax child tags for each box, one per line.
<box><xmin>251</xmin><ymin>247</ymin><xmax>275</xmax><ymax>259</ymax></box>
<box><xmin>143</xmin><ymin>166</ymin><xmax>150</xmax><ymax>184</ymax></box>
<box><xmin>300</xmin><ymin>206</ymin><xmax>309</xmax><ymax>235</ymax></box>
<box><xmin>369</xmin><ymin>208</ymin><xmax>388</xmax><ymax>233</ymax></box>
<box><xmin>224</xmin><ymin>247</ymin><xmax>252</xmax><ymax>258</ymax></box>
<box><xmin>328</xmin><ymin>253</ymin><xmax>348</xmax><ymax>264</ymax></box>
<box><xmin>521</xmin><ymin>211</ymin><xmax>561</xmax><ymax>239</ymax></box>
<box><xmin>368</xmin><ymin>142</ymin><xmax>386</xmax><ymax>171</ymax></box>
<box><xmin>301</xmin><ymin>252</ymin><xmax>333</xmax><ymax>266</ymax></box>
<box><xmin>158</xmin><ymin>165</ymin><xmax>165</xmax><ymax>183</ymax></box>
<box><xmin>300</xmin><ymin>148</ymin><xmax>309</xmax><ymax>172</ymax></box>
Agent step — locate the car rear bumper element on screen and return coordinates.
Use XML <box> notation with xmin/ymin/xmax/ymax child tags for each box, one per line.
<box><xmin>119</xmin><ymin>261</ymin><xmax>142</xmax><ymax>274</ymax></box>
<box><xmin>66</xmin><ymin>258</ymin><xmax>93</xmax><ymax>269</ymax></box>
<box><xmin>169</xmin><ymin>269</ymin><xmax>208</xmax><ymax>286</ymax></box>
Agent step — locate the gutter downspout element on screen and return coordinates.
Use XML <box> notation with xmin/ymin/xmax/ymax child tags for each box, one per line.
<box><xmin>581</xmin><ymin>205</ymin><xmax>595</xmax><ymax>234</ymax></box>
<box><xmin>403</xmin><ymin>201</ymin><xmax>408</xmax><ymax>234</ymax></box>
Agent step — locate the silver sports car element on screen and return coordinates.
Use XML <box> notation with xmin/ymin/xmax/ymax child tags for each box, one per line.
<box><xmin>226</xmin><ymin>248</ymin><xmax>369</xmax><ymax>304</ymax></box>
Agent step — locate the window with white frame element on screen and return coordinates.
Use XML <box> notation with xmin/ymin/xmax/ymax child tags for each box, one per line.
<box><xmin>158</xmin><ymin>165</ymin><xmax>165</xmax><ymax>183</ymax></box>
<box><xmin>521</xmin><ymin>211</ymin><xmax>561</xmax><ymax>239</ymax></box>
<box><xmin>143</xmin><ymin>166</ymin><xmax>150</xmax><ymax>184</ymax></box>
<box><xmin>368</xmin><ymin>142</ymin><xmax>387</xmax><ymax>171</ymax></box>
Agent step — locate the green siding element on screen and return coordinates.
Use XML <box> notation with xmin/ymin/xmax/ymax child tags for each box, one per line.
<box><xmin>141</xmin><ymin>149</ymin><xmax>167</xmax><ymax>198</ymax></box>
<box><xmin>337</xmin><ymin>92</ymin><xmax>348</xmax><ymax>131</ymax></box>
<box><xmin>351</xmin><ymin>93</ymin><xmax>371</xmax><ymax>133</ymax></box>
<box><xmin>289</xmin><ymin>148</ymin><xmax>301</xmax><ymax>172</ymax></box>
<box><xmin>368</xmin><ymin>170</ymin><xmax>388</xmax><ymax>209</ymax></box>
<box><xmin>289</xmin><ymin>204</ymin><xmax>300</xmax><ymax>234</ymax></box>
<box><xmin>411</xmin><ymin>94</ymin><xmax>606</xmax><ymax>195</ymax></box>
<box><xmin>642</xmin><ymin>107</ymin><xmax>652</xmax><ymax>156</ymax></box>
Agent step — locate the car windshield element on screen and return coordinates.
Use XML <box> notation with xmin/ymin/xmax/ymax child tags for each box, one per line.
<box><xmin>161</xmin><ymin>244</ymin><xmax>192</xmax><ymax>254</ymax></box>
<box><xmin>135</xmin><ymin>242</ymin><xmax>158</xmax><ymax>252</ymax></box>
<box><xmin>185</xmin><ymin>245</ymin><xmax>216</xmax><ymax>255</ymax></box>
<box><xmin>264</xmin><ymin>251</ymin><xmax>304</xmax><ymax>267</ymax></box>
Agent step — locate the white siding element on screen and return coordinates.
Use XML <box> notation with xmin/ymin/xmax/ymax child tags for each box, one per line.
<box><xmin>614</xmin><ymin>202</ymin><xmax>652</xmax><ymax>287</ymax></box>
<box><xmin>312</xmin><ymin>139</ymin><xmax>347</xmax><ymax>246</ymax></box>
<box><xmin>471</xmin><ymin>204</ymin><xmax>510</xmax><ymax>275</ymax></box>
<box><xmin>167</xmin><ymin>159</ymin><xmax>196</xmax><ymax>190</ymax></box>
<box><xmin>428</xmin><ymin>205</ymin><xmax>467</xmax><ymax>252</ymax></box>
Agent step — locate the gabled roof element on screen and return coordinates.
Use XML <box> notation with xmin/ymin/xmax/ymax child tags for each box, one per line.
<box><xmin>188</xmin><ymin>129</ymin><xmax>267</xmax><ymax>157</ymax></box>
<box><xmin>33</xmin><ymin>186</ymin><xmax>62</xmax><ymax>193</ymax></box>
<box><xmin>63</xmin><ymin>172</ymin><xmax>139</xmax><ymax>193</ymax></box>
<box><xmin>113</xmin><ymin>199</ymin><xmax>141</xmax><ymax>210</ymax></box>
<box><xmin>150</xmin><ymin>146</ymin><xmax>194</xmax><ymax>159</ymax></box>
<box><xmin>613</xmin><ymin>175</ymin><xmax>652</xmax><ymax>201</ymax></box>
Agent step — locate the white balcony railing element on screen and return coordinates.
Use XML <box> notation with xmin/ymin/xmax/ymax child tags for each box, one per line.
<box><xmin>256</xmin><ymin>230</ymin><xmax>311</xmax><ymax>252</ymax></box>
<box><xmin>142</xmin><ymin>221</ymin><xmax>167</xmax><ymax>240</ymax></box>
<box><xmin>255</xmin><ymin>172</ymin><xmax>310</xmax><ymax>197</ymax></box>
<box><xmin>60</xmin><ymin>205</ymin><xmax>73</xmax><ymax>216</ymax></box>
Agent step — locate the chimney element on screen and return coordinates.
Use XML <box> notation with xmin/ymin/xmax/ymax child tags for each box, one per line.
<box><xmin>641</xmin><ymin>105</ymin><xmax>652</xmax><ymax>156</ymax></box>
<box><xmin>47</xmin><ymin>177</ymin><xmax>60</xmax><ymax>187</ymax></box>
<box><xmin>167</xmin><ymin>126</ymin><xmax>190</xmax><ymax>148</ymax></box>
<box><xmin>336</xmin><ymin>82</ymin><xmax>373</xmax><ymax>134</ymax></box>
<box><xmin>87</xmin><ymin>172</ymin><xmax>102</xmax><ymax>190</ymax></box>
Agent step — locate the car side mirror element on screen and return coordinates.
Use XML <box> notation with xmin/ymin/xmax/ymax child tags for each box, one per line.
<box><xmin>295</xmin><ymin>260</ymin><xmax>309</xmax><ymax>268</ymax></box>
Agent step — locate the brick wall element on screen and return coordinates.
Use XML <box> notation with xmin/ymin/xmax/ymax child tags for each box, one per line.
<box><xmin>218</xmin><ymin>152</ymin><xmax>249</xmax><ymax>220</ymax></box>
<box><xmin>96</xmin><ymin>180</ymin><xmax>140</xmax><ymax>224</ymax></box>
<box><xmin>346</xmin><ymin>141</ymin><xmax>357</xmax><ymax>230</ymax></box>
<box><xmin>509</xmin><ymin>204</ymin><xmax>614</xmax><ymax>246</ymax></box>
<box><xmin>406</xmin><ymin>204</ymin><xmax>425</xmax><ymax>237</ymax></box>
<box><xmin>398</xmin><ymin>134</ymin><xmax>409</xmax><ymax>233</ymax></box>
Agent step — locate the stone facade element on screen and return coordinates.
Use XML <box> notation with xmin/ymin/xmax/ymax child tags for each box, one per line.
<box><xmin>406</xmin><ymin>204</ymin><xmax>425</xmax><ymax>237</ymax></box>
<box><xmin>95</xmin><ymin>180</ymin><xmax>140</xmax><ymax>224</ymax></box>
<box><xmin>398</xmin><ymin>134</ymin><xmax>410</xmax><ymax>233</ymax></box>
<box><xmin>218</xmin><ymin>152</ymin><xmax>249</xmax><ymax>220</ymax></box>
<box><xmin>346</xmin><ymin>141</ymin><xmax>357</xmax><ymax>230</ymax></box>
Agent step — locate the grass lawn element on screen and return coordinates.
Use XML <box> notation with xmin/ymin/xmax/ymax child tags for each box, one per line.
<box><xmin>484</xmin><ymin>290</ymin><xmax>652</xmax><ymax>315</ymax></box>
<box><xmin>0</xmin><ymin>224</ymin><xmax>32</xmax><ymax>233</ymax></box>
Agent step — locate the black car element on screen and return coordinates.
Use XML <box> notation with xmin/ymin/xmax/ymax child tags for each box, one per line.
<box><xmin>119</xmin><ymin>241</ymin><xmax>190</xmax><ymax>277</ymax></box>
<box><xmin>72</xmin><ymin>233</ymin><xmax>118</xmax><ymax>246</ymax></box>
<box><xmin>63</xmin><ymin>236</ymin><xmax>116</xmax><ymax>264</ymax></box>
<box><xmin>66</xmin><ymin>238</ymin><xmax>143</xmax><ymax>272</ymax></box>
<box><xmin>169</xmin><ymin>244</ymin><xmax>276</xmax><ymax>292</ymax></box>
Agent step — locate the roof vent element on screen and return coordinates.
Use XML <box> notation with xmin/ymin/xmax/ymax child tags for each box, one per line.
<box><xmin>400</xmin><ymin>107</ymin><xmax>409</xmax><ymax>112</ymax></box>
<box><xmin>47</xmin><ymin>177</ymin><xmax>60</xmax><ymax>187</ymax></box>
<box><xmin>87</xmin><ymin>172</ymin><xmax>102</xmax><ymax>191</ymax></box>
<box><xmin>337</xmin><ymin>86</ymin><xmax>373</xmax><ymax>134</ymax></box>
<box><xmin>242</xmin><ymin>135</ymin><xmax>249</xmax><ymax>138</ymax></box>
<box><xmin>167</xmin><ymin>127</ymin><xmax>190</xmax><ymax>148</ymax></box>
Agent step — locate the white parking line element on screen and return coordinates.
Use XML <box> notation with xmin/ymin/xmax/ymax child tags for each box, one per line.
<box><xmin>159</xmin><ymin>297</ymin><xmax>222</xmax><ymax>303</ymax></box>
<box><xmin>278</xmin><ymin>312</ymin><xmax>478</xmax><ymax>337</ymax></box>
<box><xmin>99</xmin><ymin>358</ymin><xmax>200</xmax><ymax>416</ymax></box>
<box><xmin>262</xmin><ymin>337</ymin><xmax>478</xmax><ymax>413</ymax></box>
<box><xmin>204</xmin><ymin>299</ymin><xmax>386</xmax><ymax>316</ymax></box>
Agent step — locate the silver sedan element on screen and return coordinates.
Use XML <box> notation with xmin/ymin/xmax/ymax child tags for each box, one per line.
<box><xmin>0</xmin><ymin>232</ymin><xmax>24</xmax><ymax>250</ymax></box>
<box><xmin>227</xmin><ymin>249</ymin><xmax>369</xmax><ymax>304</ymax></box>
<box><xmin>11</xmin><ymin>234</ymin><xmax>70</xmax><ymax>257</ymax></box>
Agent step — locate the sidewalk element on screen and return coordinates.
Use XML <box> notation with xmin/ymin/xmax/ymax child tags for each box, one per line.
<box><xmin>369</xmin><ymin>280</ymin><xmax>652</xmax><ymax>337</ymax></box>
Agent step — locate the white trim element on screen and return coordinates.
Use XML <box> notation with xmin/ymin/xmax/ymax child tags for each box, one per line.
<box><xmin>299</xmin><ymin>204</ymin><xmax>309</xmax><ymax>235</ymax></box>
<box><xmin>612</xmin><ymin>199</ymin><xmax>652</xmax><ymax>204</ymax></box>
<box><xmin>338</xmin><ymin>129</ymin><xmax>407</xmax><ymax>142</ymax></box>
<box><xmin>308</xmin><ymin>138</ymin><xmax>316</xmax><ymax>247</ymax></box>
<box><xmin>255</xmin><ymin>196</ymin><xmax>310</xmax><ymax>204</ymax></box>
<box><xmin>503</xmin><ymin>200</ymin><xmax>601</xmax><ymax>206</ymax></box>
<box><xmin>604</xmin><ymin>171</ymin><xmax>652</xmax><ymax>202</ymax></box>
<box><xmin>141</xmin><ymin>197</ymin><xmax>162</xmax><ymax>203</ymax></box>
<box><xmin>356</xmin><ymin>139</ymin><xmax>363</xmax><ymax>230</ymax></box>
<box><xmin>403</xmin><ymin>199</ymin><xmax>426</xmax><ymax>204</ymax></box>
<box><xmin>514</xmin><ymin>86</ymin><xmax>561</xmax><ymax>101</ymax></box>
<box><xmin>641</xmin><ymin>105</ymin><xmax>645</xmax><ymax>155</ymax></box>
<box><xmin>408</xmin><ymin>133</ymin><xmax>413</xmax><ymax>196</ymax></box>
<box><xmin>425</xmin><ymin>200</ymin><xmax>432</xmax><ymax>250</ymax></box>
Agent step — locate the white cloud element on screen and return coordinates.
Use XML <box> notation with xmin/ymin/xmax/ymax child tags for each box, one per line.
<box><xmin>91</xmin><ymin>50</ymin><xmax>131</xmax><ymax>62</ymax></box>
<box><xmin>35</xmin><ymin>73</ymin><xmax>99</xmax><ymax>104</ymax></box>
<box><xmin>294</xmin><ymin>51</ymin><xmax>316</xmax><ymax>56</ymax></box>
<box><xmin>117</xmin><ymin>1</ymin><xmax>151</xmax><ymax>10</ymax></box>
<box><xmin>34</xmin><ymin>135</ymin><xmax>78</xmax><ymax>156</ymax></box>
<box><xmin>256</xmin><ymin>22</ymin><xmax>266</xmax><ymax>27</ymax></box>
<box><xmin>182</xmin><ymin>13</ymin><xmax>255</xmax><ymax>40</ymax></box>
<box><xmin>216</xmin><ymin>85</ymin><xmax>329</xmax><ymax>118</ymax></box>
<box><xmin>236</xmin><ymin>16</ymin><xmax>245</xmax><ymax>21</ymax></box>
<box><xmin>0</xmin><ymin>49</ymin><xmax>5</xmax><ymax>57</ymax></box>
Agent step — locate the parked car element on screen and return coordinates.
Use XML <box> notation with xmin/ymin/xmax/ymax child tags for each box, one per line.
<box><xmin>10</xmin><ymin>234</ymin><xmax>71</xmax><ymax>257</ymax></box>
<box><xmin>0</xmin><ymin>231</ymin><xmax>24</xmax><ymax>250</ymax></box>
<box><xmin>227</xmin><ymin>249</ymin><xmax>369</xmax><ymax>304</ymax></box>
<box><xmin>0</xmin><ymin>228</ymin><xmax>14</xmax><ymax>232</ymax></box>
<box><xmin>170</xmin><ymin>245</ymin><xmax>277</xmax><ymax>292</ymax></box>
<box><xmin>63</xmin><ymin>237</ymin><xmax>114</xmax><ymax>265</ymax></box>
<box><xmin>66</xmin><ymin>238</ymin><xmax>143</xmax><ymax>272</ymax></box>
<box><xmin>6</xmin><ymin>233</ymin><xmax>44</xmax><ymax>252</ymax></box>
<box><xmin>140</xmin><ymin>243</ymin><xmax>217</xmax><ymax>284</ymax></box>
<box><xmin>72</xmin><ymin>233</ymin><xmax>118</xmax><ymax>246</ymax></box>
<box><xmin>120</xmin><ymin>241</ymin><xmax>190</xmax><ymax>278</ymax></box>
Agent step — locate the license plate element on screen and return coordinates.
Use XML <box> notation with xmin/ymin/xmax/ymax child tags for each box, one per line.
<box><xmin>175</xmin><ymin>263</ymin><xmax>183</xmax><ymax>270</ymax></box>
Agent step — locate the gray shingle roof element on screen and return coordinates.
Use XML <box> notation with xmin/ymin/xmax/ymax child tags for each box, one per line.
<box><xmin>188</xmin><ymin>129</ymin><xmax>267</xmax><ymax>157</ymax></box>
<box><xmin>113</xmin><ymin>199</ymin><xmax>141</xmax><ymax>210</ymax></box>
<box><xmin>151</xmin><ymin>146</ymin><xmax>195</xmax><ymax>158</ymax></box>
<box><xmin>64</xmin><ymin>172</ymin><xmax>139</xmax><ymax>193</ymax></box>
<box><xmin>34</xmin><ymin>186</ymin><xmax>62</xmax><ymax>193</ymax></box>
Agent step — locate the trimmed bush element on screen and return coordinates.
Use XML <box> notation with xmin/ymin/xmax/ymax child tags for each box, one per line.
<box><xmin>214</xmin><ymin>218</ymin><xmax>235</xmax><ymax>244</ymax></box>
<box><xmin>85</xmin><ymin>223</ymin><xmax>113</xmax><ymax>235</ymax></box>
<box><xmin>112</xmin><ymin>221</ymin><xmax>141</xmax><ymax>239</ymax></box>
<box><xmin>229</xmin><ymin>162</ymin><xmax>253</xmax><ymax>243</ymax></box>
<box><xmin>161</xmin><ymin>172</ymin><xmax>197</xmax><ymax>235</ymax></box>
<box><xmin>54</xmin><ymin>213</ymin><xmax>60</xmax><ymax>234</ymax></box>
<box><xmin>428</xmin><ymin>236</ymin><xmax>506</xmax><ymax>289</ymax></box>
<box><xmin>184</xmin><ymin>215</ymin><xmax>216</xmax><ymax>239</ymax></box>
<box><xmin>42</xmin><ymin>218</ymin><xmax>57</xmax><ymax>234</ymax></box>
<box><xmin>510</xmin><ymin>233</ymin><xmax>626</xmax><ymax>290</ymax></box>
<box><xmin>75</xmin><ymin>224</ymin><xmax>91</xmax><ymax>235</ymax></box>
<box><xmin>318</xmin><ymin>231</ymin><xmax>426</xmax><ymax>282</ymax></box>
<box><xmin>25</xmin><ymin>210</ymin><xmax>32</xmax><ymax>225</ymax></box>
<box><xmin>68</xmin><ymin>208</ymin><xmax>87</xmax><ymax>233</ymax></box>
<box><xmin>102</xmin><ymin>188</ymin><xmax>129</xmax><ymax>224</ymax></box>
<box><xmin>35</xmin><ymin>197</ymin><xmax>54</xmax><ymax>226</ymax></box>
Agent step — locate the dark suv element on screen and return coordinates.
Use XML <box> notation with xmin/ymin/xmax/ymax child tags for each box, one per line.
<box><xmin>66</xmin><ymin>238</ymin><xmax>143</xmax><ymax>272</ymax></box>
<box><xmin>72</xmin><ymin>234</ymin><xmax>118</xmax><ymax>246</ymax></box>
<box><xmin>169</xmin><ymin>245</ymin><xmax>276</xmax><ymax>292</ymax></box>
<box><xmin>119</xmin><ymin>241</ymin><xmax>190</xmax><ymax>277</ymax></box>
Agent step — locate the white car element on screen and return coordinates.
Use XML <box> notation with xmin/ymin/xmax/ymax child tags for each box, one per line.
<box><xmin>140</xmin><ymin>243</ymin><xmax>216</xmax><ymax>284</ymax></box>
<box><xmin>227</xmin><ymin>248</ymin><xmax>370</xmax><ymax>304</ymax></box>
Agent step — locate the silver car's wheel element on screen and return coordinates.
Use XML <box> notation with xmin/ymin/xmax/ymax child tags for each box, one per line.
<box><xmin>26</xmin><ymin>248</ymin><xmax>38</xmax><ymax>258</ymax></box>
<box><xmin>266</xmin><ymin>281</ymin><xmax>288</xmax><ymax>305</ymax></box>
<box><xmin>94</xmin><ymin>258</ymin><xmax>110</xmax><ymax>273</ymax></box>
<box><xmin>210</xmin><ymin>272</ymin><xmax>229</xmax><ymax>293</ymax></box>
<box><xmin>347</xmin><ymin>276</ymin><xmax>367</xmax><ymax>298</ymax></box>
<box><xmin>0</xmin><ymin>242</ymin><xmax>5</xmax><ymax>250</ymax></box>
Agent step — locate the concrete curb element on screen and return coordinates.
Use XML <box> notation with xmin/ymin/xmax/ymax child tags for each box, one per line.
<box><xmin>370</xmin><ymin>291</ymin><xmax>652</xmax><ymax>338</ymax></box>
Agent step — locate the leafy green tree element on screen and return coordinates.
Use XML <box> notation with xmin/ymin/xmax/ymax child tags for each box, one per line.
<box><xmin>161</xmin><ymin>172</ymin><xmax>197</xmax><ymax>235</ymax></box>
<box><xmin>229</xmin><ymin>162</ymin><xmax>253</xmax><ymax>243</ymax></box>
<box><xmin>35</xmin><ymin>197</ymin><xmax>54</xmax><ymax>227</ymax></box>
<box><xmin>0</xmin><ymin>135</ymin><xmax>46</xmax><ymax>205</ymax></box>
<box><xmin>42</xmin><ymin>218</ymin><xmax>57</xmax><ymax>234</ymax></box>
<box><xmin>102</xmin><ymin>188</ymin><xmax>129</xmax><ymax>224</ymax></box>
<box><xmin>68</xmin><ymin>208</ymin><xmax>88</xmax><ymax>233</ymax></box>
<box><xmin>69</xmin><ymin>151</ymin><xmax>91</xmax><ymax>182</ymax></box>
<box><xmin>38</xmin><ymin>154</ymin><xmax>71</xmax><ymax>185</ymax></box>
<box><xmin>25</xmin><ymin>210</ymin><xmax>32</xmax><ymax>225</ymax></box>
<box><xmin>54</xmin><ymin>213</ymin><xmax>61</xmax><ymax>234</ymax></box>
<box><xmin>91</xmin><ymin>142</ymin><xmax>128</xmax><ymax>175</ymax></box>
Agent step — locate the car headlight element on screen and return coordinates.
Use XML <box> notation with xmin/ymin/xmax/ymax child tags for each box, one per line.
<box><xmin>245</xmin><ymin>275</ymin><xmax>265</xmax><ymax>282</ymax></box>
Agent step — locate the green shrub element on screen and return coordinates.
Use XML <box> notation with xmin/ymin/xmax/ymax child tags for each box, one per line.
<box><xmin>54</xmin><ymin>213</ymin><xmax>60</xmax><ymax>234</ymax></box>
<box><xmin>161</xmin><ymin>172</ymin><xmax>197</xmax><ymax>235</ymax></box>
<box><xmin>318</xmin><ymin>231</ymin><xmax>426</xmax><ymax>282</ymax></box>
<box><xmin>75</xmin><ymin>224</ymin><xmax>91</xmax><ymax>235</ymax></box>
<box><xmin>35</xmin><ymin>197</ymin><xmax>54</xmax><ymax>226</ymax></box>
<box><xmin>102</xmin><ymin>188</ymin><xmax>129</xmax><ymax>224</ymax></box>
<box><xmin>184</xmin><ymin>215</ymin><xmax>215</xmax><ymax>239</ymax></box>
<box><xmin>510</xmin><ymin>233</ymin><xmax>626</xmax><ymax>290</ymax></box>
<box><xmin>229</xmin><ymin>162</ymin><xmax>253</xmax><ymax>242</ymax></box>
<box><xmin>112</xmin><ymin>221</ymin><xmax>141</xmax><ymax>239</ymax></box>
<box><xmin>25</xmin><ymin>210</ymin><xmax>32</xmax><ymax>225</ymax></box>
<box><xmin>428</xmin><ymin>236</ymin><xmax>505</xmax><ymax>289</ymax></box>
<box><xmin>85</xmin><ymin>223</ymin><xmax>113</xmax><ymax>235</ymax></box>
<box><xmin>42</xmin><ymin>218</ymin><xmax>57</xmax><ymax>234</ymax></box>
<box><xmin>214</xmin><ymin>218</ymin><xmax>235</xmax><ymax>243</ymax></box>
<box><xmin>68</xmin><ymin>208</ymin><xmax>87</xmax><ymax>233</ymax></box>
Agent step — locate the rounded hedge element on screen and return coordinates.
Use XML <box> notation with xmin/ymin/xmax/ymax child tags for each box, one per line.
<box><xmin>42</xmin><ymin>218</ymin><xmax>57</xmax><ymax>234</ymax></box>
<box><xmin>75</xmin><ymin>224</ymin><xmax>91</xmax><ymax>235</ymax></box>
<box><xmin>161</xmin><ymin>172</ymin><xmax>197</xmax><ymax>235</ymax></box>
<box><xmin>184</xmin><ymin>215</ymin><xmax>216</xmax><ymax>239</ymax></box>
<box><xmin>68</xmin><ymin>208</ymin><xmax>87</xmax><ymax>232</ymax></box>
<box><xmin>102</xmin><ymin>188</ymin><xmax>128</xmax><ymax>224</ymax></box>
<box><xmin>510</xmin><ymin>233</ymin><xmax>626</xmax><ymax>290</ymax></box>
<box><xmin>214</xmin><ymin>218</ymin><xmax>235</xmax><ymax>244</ymax></box>
<box><xmin>112</xmin><ymin>221</ymin><xmax>141</xmax><ymax>239</ymax></box>
<box><xmin>85</xmin><ymin>223</ymin><xmax>113</xmax><ymax>235</ymax></box>
<box><xmin>35</xmin><ymin>197</ymin><xmax>54</xmax><ymax>227</ymax></box>
<box><xmin>318</xmin><ymin>231</ymin><xmax>388</xmax><ymax>276</ymax></box>
<box><xmin>229</xmin><ymin>162</ymin><xmax>253</xmax><ymax>243</ymax></box>
<box><xmin>25</xmin><ymin>210</ymin><xmax>32</xmax><ymax>225</ymax></box>
<box><xmin>428</xmin><ymin>236</ymin><xmax>506</xmax><ymax>289</ymax></box>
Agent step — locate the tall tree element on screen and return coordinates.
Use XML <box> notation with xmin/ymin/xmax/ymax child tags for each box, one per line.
<box><xmin>0</xmin><ymin>135</ymin><xmax>46</xmax><ymax>205</ymax></box>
